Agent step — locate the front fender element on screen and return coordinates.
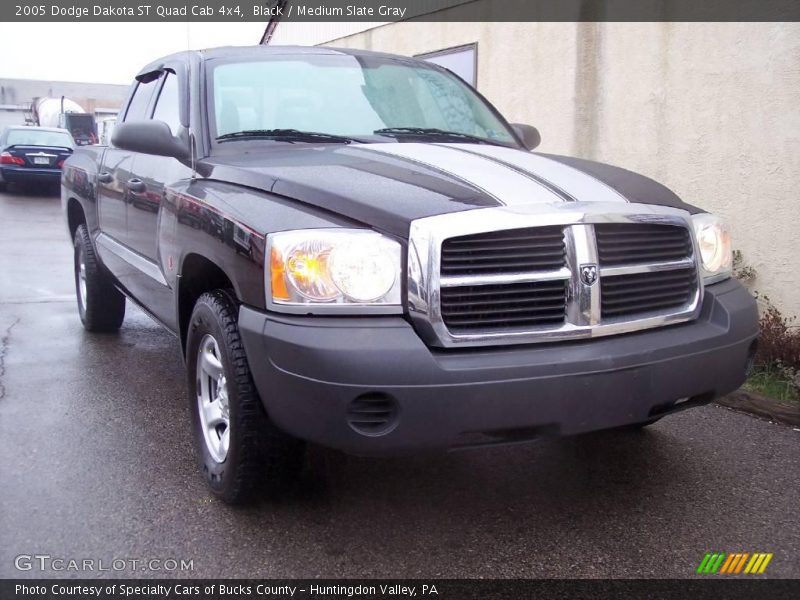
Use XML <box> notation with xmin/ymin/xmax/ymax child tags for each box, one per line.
<box><xmin>167</xmin><ymin>179</ymin><xmax>361</xmax><ymax>309</ymax></box>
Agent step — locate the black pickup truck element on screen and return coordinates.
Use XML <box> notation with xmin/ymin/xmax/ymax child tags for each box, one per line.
<box><xmin>62</xmin><ymin>46</ymin><xmax>758</xmax><ymax>504</ymax></box>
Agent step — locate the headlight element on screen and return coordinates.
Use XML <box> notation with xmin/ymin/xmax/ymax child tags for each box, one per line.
<box><xmin>691</xmin><ymin>213</ymin><xmax>732</xmax><ymax>284</ymax></box>
<box><xmin>267</xmin><ymin>229</ymin><xmax>402</xmax><ymax>313</ymax></box>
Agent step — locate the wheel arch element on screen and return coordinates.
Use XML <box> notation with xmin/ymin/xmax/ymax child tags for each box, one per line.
<box><xmin>66</xmin><ymin>197</ymin><xmax>87</xmax><ymax>239</ymax></box>
<box><xmin>177</xmin><ymin>252</ymin><xmax>240</xmax><ymax>355</ymax></box>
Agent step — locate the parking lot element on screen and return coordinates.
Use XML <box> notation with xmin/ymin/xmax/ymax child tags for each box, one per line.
<box><xmin>0</xmin><ymin>187</ymin><xmax>798</xmax><ymax>579</ymax></box>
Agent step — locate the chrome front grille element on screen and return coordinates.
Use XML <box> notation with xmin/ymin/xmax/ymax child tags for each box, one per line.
<box><xmin>596</xmin><ymin>223</ymin><xmax>698</xmax><ymax>319</ymax></box>
<box><xmin>600</xmin><ymin>268</ymin><xmax>697</xmax><ymax>318</ymax></box>
<box><xmin>407</xmin><ymin>204</ymin><xmax>703</xmax><ymax>348</ymax></box>
<box><xmin>595</xmin><ymin>223</ymin><xmax>692</xmax><ymax>265</ymax></box>
<box><xmin>440</xmin><ymin>226</ymin><xmax>566</xmax><ymax>276</ymax></box>
<box><xmin>441</xmin><ymin>279</ymin><xmax>568</xmax><ymax>333</ymax></box>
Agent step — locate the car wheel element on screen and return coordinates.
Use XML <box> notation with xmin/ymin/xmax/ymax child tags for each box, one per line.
<box><xmin>186</xmin><ymin>290</ymin><xmax>304</xmax><ymax>504</ymax></box>
<box><xmin>74</xmin><ymin>224</ymin><xmax>126</xmax><ymax>332</ymax></box>
<box><xmin>0</xmin><ymin>181</ymin><xmax>6</xmax><ymax>193</ymax></box>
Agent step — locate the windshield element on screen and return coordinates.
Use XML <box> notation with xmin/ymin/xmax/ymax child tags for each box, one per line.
<box><xmin>6</xmin><ymin>128</ymin><xmax>74</xmax><ymax>148</ymax></box>
<box><xmin>208</xmin><ymin>54</ymin><xmax>517</xmax><ymax>145</ymax></box>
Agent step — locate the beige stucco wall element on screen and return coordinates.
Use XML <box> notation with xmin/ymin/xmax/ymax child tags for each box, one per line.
<box><xmin>301</xmin><ymin>20</ymin><xmax>800</xmax><ymax>316</ymax></box>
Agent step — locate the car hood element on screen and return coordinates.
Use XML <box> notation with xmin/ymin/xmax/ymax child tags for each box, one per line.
<box><xmin>199</xmin><ymin>142</ymin><xmax>695</xmax><ymax>238</ymax></box>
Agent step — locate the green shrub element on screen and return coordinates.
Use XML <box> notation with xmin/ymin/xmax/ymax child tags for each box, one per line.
<box><xmin>732</xmin><ymin>251</ymin><xmax>799</xmax><ymax>401</ymax></box>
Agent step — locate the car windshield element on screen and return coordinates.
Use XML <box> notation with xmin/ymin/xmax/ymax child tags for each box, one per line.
<box><xmin>208</xmin><ymin>54</ymin><xmax>517</xmax><ymax>145</ymax></box>
<box><xmin>6</xmin><ymin>129</ymin><xmax>74</xmax><ymax>148</ymax></box>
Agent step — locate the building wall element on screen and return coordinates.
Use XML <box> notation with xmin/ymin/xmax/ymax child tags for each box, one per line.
<box><xmin>275</xmin><ymin>19</ymin><xmax>800</xmax><ymax>317</ymax></box>
<box><xmin>269</xmin><ymin>22</ymin><xmax>390</xmax><ymax>45</ymax></box>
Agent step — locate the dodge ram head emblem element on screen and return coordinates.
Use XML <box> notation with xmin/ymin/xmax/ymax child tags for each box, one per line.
<box><xmin>580</xmin><ymin>264</ymin><xmax>598</xmax><ymax>286</ymax></box>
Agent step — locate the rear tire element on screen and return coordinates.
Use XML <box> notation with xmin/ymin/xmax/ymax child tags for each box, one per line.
<box><xmin>73</xmin><ymin>224</ymin><xmax>125</xmax><ymax>332</ymax></box>
<box><xmin>186</xmin><ymin>289</ymin><xmax>304</xmax><ymax>505</ymax></box>
<box><xmin>0</xmin><ymin>181</ymin><xmax>6</xmax><ymax>193</ymax></box>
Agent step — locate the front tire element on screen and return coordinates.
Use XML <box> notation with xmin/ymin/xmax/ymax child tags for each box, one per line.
<box><xmin>186</xmin><ymin>290</ymin><xmax>304</xmax><ymax>504</ymax></box>
<box><xmin>74</xmin><ymin>224</ymin><xmax>125</xmax><ymax>332</ymax></box>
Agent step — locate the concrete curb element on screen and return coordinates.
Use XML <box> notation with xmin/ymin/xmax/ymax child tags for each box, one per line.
<box><xmin>716</xmin><ymin>389</ymin><xmax>800</xmax><ymax>427</ymax></box>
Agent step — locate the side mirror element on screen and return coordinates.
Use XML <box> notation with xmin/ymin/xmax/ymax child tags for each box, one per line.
<box><xmin>511</xmin><ymin>123</ymin><xmax>541</xmax><ymax>151</ymax></box>
<box><xmin>112</xmin><ymin>120</ymin><xmax>189</xmax><ymax>160</ymax></box>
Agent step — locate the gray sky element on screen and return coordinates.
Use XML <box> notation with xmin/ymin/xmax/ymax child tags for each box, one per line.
<box><xmin>0</xmin><ymin>22</ymin><xmax>267</xmax><ymax>84</ymax></box>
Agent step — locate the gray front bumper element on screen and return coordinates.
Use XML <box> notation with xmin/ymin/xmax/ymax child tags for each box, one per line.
<box><xmin>239</xmin><ymin>278</ymin><xmax>758</xmax><ymax>456</ymax></box>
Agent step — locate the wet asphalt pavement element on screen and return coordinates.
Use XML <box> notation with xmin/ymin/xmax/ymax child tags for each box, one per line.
<box><xmin>0</xmin><ymin>187</ymin><xmax>798</xmax><ymax>580</ymax></box>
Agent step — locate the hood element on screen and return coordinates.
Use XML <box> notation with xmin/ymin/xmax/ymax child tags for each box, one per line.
<box><xmin>200</xmin><ymin>142</ymin><xmax>694</xmax><ymax>238</ymax></box>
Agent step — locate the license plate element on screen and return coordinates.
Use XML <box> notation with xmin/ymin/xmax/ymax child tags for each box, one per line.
<box><xmin>33</xmin><ymin>157</ymin><xmax>49</xmax><ymax>165</ymax></box>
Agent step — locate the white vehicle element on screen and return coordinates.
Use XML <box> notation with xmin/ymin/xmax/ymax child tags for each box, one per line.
<box><xmin>32</xmin><ymin>97</ymin><xmax>97</xmax><ymax>146</ymax></box>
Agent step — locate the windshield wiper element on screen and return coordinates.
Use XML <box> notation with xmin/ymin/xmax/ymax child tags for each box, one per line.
<box><xmin>373</xmin><ymin>127</ymin><xmax>503</xmax><ymax>146</ymax></box>
<box><xmin>216</xmin><ymin>129</ymin><xmax>362</xmax><ymax>144</ymax></box>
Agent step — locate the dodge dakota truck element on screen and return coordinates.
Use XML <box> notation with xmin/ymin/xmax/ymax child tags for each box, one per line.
<box><xmin>62</xmin><ymin>46</ymin><xmax>759</xmax><ymax>504</ymax></box>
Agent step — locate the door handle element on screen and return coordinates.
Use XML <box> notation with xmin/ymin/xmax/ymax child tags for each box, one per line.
<box><xmin>126</xmin><ymin>178</ymin><xmax>145</xmax><ymax>193</ymax></box>
<box><xmin>97</xmin><ymin>172</ymin><xmax>112</xmax><ymax>183</ymax></box>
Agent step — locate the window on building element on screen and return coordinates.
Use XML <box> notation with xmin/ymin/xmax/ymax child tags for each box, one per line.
<box><xmin>417</xmin><ymin>43</ymin><xmax>478</xmax><ymax>87</ymax></box>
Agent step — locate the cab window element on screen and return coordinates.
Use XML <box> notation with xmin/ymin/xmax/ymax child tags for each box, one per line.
<box><xmin>124</xmin><ymin>77</ymin><xmax>158</xmax><ymax>122</ymax></box>
<box><xmin>151</xmin><ymin>73</ymin><xmax>182</xmax><ymax>135</ymax></box>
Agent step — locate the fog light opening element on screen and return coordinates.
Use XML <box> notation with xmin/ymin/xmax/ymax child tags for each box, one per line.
<box><xmin>346</xmin><ymin>392</ymin><xmax>399</xmax><ymax>437</ymax></box>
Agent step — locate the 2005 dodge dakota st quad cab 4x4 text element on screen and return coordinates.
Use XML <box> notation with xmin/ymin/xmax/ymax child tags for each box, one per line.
<box><xmin>63</xmin><ymin>46</ymin><xmax>758</xmax><ymax>504</ymax></box>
